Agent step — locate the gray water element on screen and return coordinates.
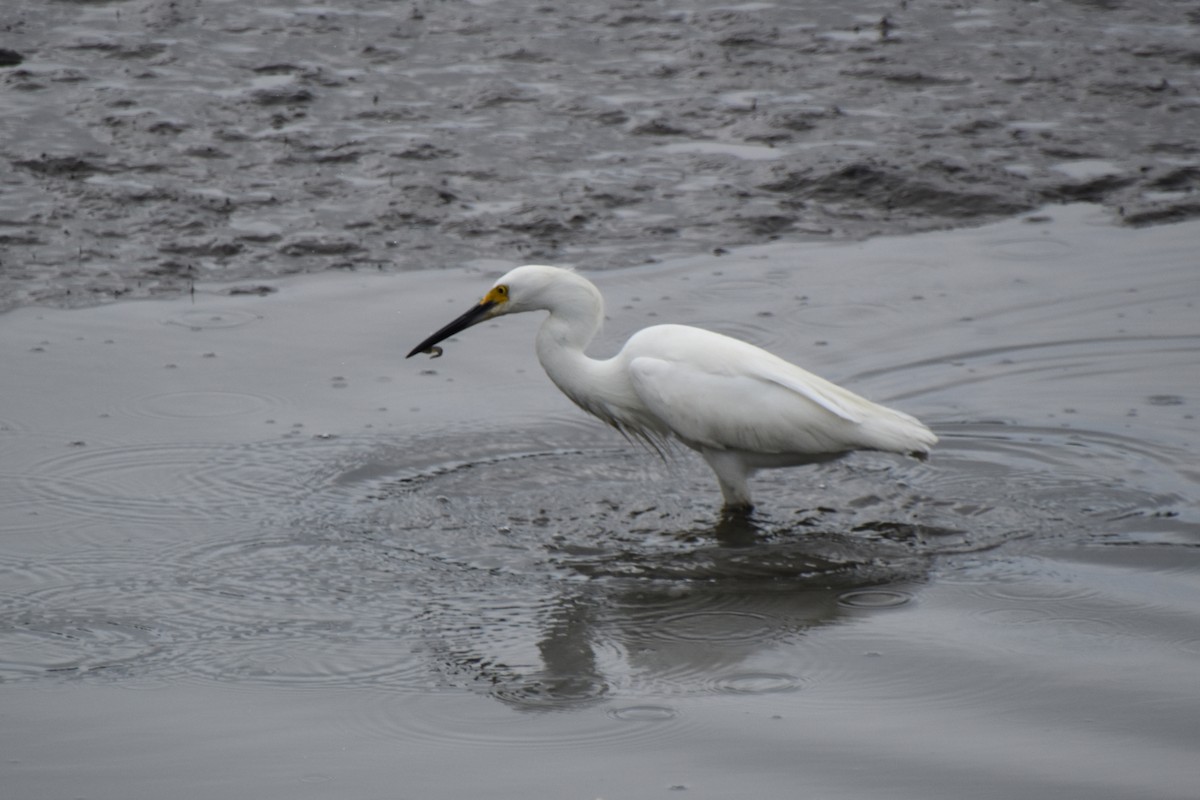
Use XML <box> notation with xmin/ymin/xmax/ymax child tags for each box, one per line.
<box><xmin>2</xmin><ymin>205</ymin><xmax>1198</xmax><ymax>798</ymax></box>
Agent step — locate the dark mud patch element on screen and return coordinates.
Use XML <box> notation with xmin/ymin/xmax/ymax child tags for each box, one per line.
<box><xmin>759</xmin><ymin>160</ymin><xmax>1038</xmax><ymax>222</ymax></box>
<box><xmin>1</xmin><ymin>0</ymin><xmax>1198</xmax><ymax>311</ymax></box>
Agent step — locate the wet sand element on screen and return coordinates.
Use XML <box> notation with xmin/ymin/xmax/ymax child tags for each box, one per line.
<box><xmin>2</xmin><ymin>1</ymin><xmax>1200</xmax><ymax>797</ymax></box>
<box><xmin>2</xmin><ymin>0</ymin><xmax>1199</xmax><ymax>310</ymax></box>
<box><xmin>2</xmin><ymin>205</ymin><xmax>1198</xmax><ymax>798</ymax></box>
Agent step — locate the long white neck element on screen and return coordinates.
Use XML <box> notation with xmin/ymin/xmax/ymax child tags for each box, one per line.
<box><xmin>531</xmin><ymin>275</ymin><xmax>615</xmax><ymax>417</ymax></box>
<box><xmin>524</xmin><ymin>269</ymin><xmax>662</xmax><ymax>438</ymax></box>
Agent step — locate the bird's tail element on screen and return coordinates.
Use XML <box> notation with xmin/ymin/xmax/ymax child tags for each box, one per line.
<box><xmin>858</xmin><ymin>405</ymin><xmax>938</xmax><ymax>458</ymax></box>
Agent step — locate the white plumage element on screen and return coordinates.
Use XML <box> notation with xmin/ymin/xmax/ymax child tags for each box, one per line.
<box><xmin>408</xmin><ymin>265</ymin><xmax>936</xmax><ymax>510</ymax></box>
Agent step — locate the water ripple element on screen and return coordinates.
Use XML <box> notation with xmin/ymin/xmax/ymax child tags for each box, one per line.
<box><xmin>162</xmin><ymin>307</ymin><xmax>263</xmax><ymax>330</ymax></box>
<box><xmin>126</xmin><ymin>390</ymin><xmax>282</xmax><ymax>420</ymax></box>
<box><xmin>18</xmin><ymin>439</ymin><xmax>342</xmax><ymax>529</ymax></box>
<box><xmin>707</xmin><ymin>672</ymin><xmax>805</xmax><ymax>695</ymax></box>
<box><xmin>3</xmin><ymin>403</ymin><xmax>1192</xmax><ymax>710</ymax></box>
<box><xmin>357</xmin><ymin>690</ymin><xmax>696</xmax><ymax>749</ymax></box>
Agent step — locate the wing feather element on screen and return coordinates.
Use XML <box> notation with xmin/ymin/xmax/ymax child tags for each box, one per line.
<box><xmin>628</xmin><ymin>356</ymin><xmax>860</xmax><ymax>455</ymax></box>
<box><xmin>621</xmin><ymin>325</ymin><xmax>933</xmax><ymax>457</ymax></box>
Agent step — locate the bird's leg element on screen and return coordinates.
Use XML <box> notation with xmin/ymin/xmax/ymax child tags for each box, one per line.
<box><xmin>700</xmin><ymin>449</ymin><xmax>755</xmax><ymax>511</ymax></box>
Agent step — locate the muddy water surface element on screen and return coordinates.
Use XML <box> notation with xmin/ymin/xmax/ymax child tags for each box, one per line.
<box><xmin>2</xmin><ymin>206</ymin><xmax>1198</xmax><ymax>798</ymax></box>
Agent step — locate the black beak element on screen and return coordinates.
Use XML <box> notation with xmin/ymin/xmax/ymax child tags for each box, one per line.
<box><xmin>406</xmin><ymin>300</ymin><xmax>497</xmax><ymax>358</ymax></box>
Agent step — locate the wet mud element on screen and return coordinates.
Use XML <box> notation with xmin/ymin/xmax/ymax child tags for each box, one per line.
<box><xmin>2</xmin><ymin>0</ymin><xmax>1198</xmax><ymax>311</ymax></box>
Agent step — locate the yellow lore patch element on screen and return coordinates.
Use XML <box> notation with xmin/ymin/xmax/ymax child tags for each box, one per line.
<box><xmin>481</xmin><ymin>285</ymin><xmax>509</xmax><ymax>305</ymax></box>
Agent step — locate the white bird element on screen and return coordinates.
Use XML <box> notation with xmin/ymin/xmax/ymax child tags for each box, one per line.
<box><xmin>407</xmin><ymin>265</ymin><xmax>936</xmax><ymax>510</ymax></box>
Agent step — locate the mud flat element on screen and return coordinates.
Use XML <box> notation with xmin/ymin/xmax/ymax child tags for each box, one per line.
<box><xmin>2</xmin><ymin>0</ymin><xmax>1198</xmax><ymax>310</ymax></box>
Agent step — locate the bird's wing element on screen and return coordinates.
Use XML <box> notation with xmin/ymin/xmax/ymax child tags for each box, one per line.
<box><xmin>744</xmin><ymin>360</ymin><xmax>867</xmax><ymax>424</ymax></box>
<box><xmin>627</xmin><ymin>355</ymin><xmax>864</xmax><ymax>454</ymax></box>
<box><xmin>623</xmin><ymin>323</ymin><xmax>867</xmax><ymax>419</ymax></box>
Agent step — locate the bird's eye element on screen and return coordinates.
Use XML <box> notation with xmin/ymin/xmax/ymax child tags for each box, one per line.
<box><xmin>496</xmin><ymin>285</ymin><xmax>507</xmax><ymax>296</ymax></box>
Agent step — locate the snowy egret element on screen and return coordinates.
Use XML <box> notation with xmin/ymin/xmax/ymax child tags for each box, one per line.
<box><xmin>407</xmin><ymin>265</ymin><xmax>936</xmax><ymax>510</ymax></box>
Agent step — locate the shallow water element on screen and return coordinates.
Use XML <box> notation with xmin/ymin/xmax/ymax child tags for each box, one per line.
<box><xmin>2</xmin><ymin>205</ymin><xmax>1198</xmax><ymax>798</ymax></box>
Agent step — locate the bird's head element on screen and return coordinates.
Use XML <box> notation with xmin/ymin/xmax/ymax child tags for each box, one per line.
<box><xmin>406</xmin><ymin>265</ymin><xmax>589</xmax><ymax>359</ymax></box>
